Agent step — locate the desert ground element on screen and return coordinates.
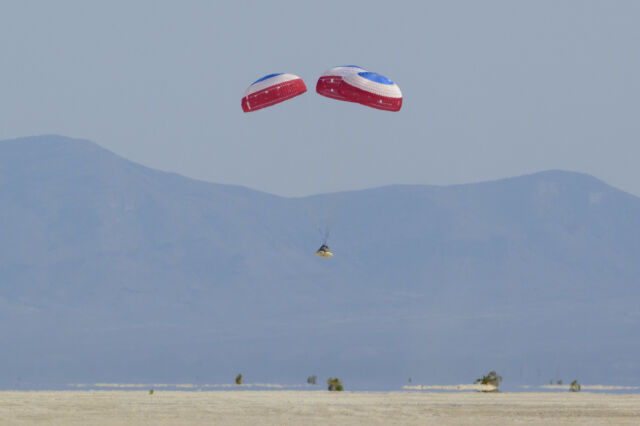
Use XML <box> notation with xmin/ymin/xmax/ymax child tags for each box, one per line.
<box><xmin>1</xmin><ymin>390</ymin><xmax>639</xmax><ymax>425</ymax></box>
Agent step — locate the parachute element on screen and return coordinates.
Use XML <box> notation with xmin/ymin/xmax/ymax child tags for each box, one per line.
<box><xmin>316</xmin><ymin>65</ymin><xmax>366</xmax><ymax>102</ymax></box>
<box><xmin>316</xmin><ymin>67</ymin><xmax>402</xmax><ymax>111</ymax></box>
<box><xmin>241</xmin><ymin>73</ymin><xmax>307</xmax><ymax>112</ymax></box>
<box><xmin>340</xmin><ymin>71</ymin><xmax>402</xmax><ymax>111</ymax></box>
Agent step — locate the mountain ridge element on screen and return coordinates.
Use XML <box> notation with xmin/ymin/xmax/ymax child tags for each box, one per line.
<box><xmin>3</xmin><ymin>134</ymin><xmax>630</xmax><ymax>199</ymax></box>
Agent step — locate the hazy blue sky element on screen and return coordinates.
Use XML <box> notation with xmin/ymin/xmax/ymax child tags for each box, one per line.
<box><xmin>1</xmin><ymin>1</ymin><xmax>639</xmax><ymax>196</ymax></box>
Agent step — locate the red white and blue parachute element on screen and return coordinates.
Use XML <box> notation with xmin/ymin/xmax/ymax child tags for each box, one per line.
<box><xmin>316</xmin><ymin>65</ymin><xmax>366</xmax><ymax>102</ymax></box>
<box><xmin>316</xmin><ymin>66</ymin><xmax>402</xmax><ymax>112</ymax></box>
<box><xmin>340</xmin><ymin>71</ymin><xmax>402</xmax><ymax>111</ymax></box>
<box><xmin>241</xmin><ymin>73</ymin><xmax>307</xmax><ymax>113</ymax></box>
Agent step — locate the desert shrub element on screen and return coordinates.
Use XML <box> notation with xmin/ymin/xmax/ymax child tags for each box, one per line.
<box><xmin>570</xmin><ymin>380</ymin><xmax>581</xmax><ymax>392</ymax></box>
<box><xmin>327</xmin><ymin>377</ymin><xmax>343</xmax><ymax>391</ymax></box>
<box><xmin>475</xmin><ymin>371</ymin><xmax>502</xmax><ymax>392</ymax></box>
<box><xmin>235</xmin><ymin>374</ymin><xmax>243</xmax><ymax>385</ymax></box>
<box><xmin>307</xmin><ymin>375</ymin><xmax>317</xmax><ymax>385</ymax></box>
<box><xmin>149</xmin><ymin>389</ymin><xmax>154</xmax><ymax>395</ymax></box>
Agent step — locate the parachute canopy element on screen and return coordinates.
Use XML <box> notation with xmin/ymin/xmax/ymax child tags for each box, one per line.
<box><xmin>242</xmin><ymin>73</ymin><xmax>307</xmax><ymax>112</ymax></box>
<box><xmin>341</xmin><ymin>71</ymin><xmax>402</xmax><ymax>111</ymax></box>
<box><xmin>316</xmin><ymin>65</ymin><xmax>366</xmax><ymax>102</ymax></box>
<box><xmin>316</xmin><ymin>66</ymin><xmax>402</xmax><ymax>111</ymax></box>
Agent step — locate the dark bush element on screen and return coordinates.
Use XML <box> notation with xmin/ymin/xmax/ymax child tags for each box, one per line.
<box><xmin>327</xmin><ymin>377</ymin><xmax>343</xmax><ymax>391</ymax></box>
<box><xmin>475</xmin><ymin>371</ymin><xmax>502</xmax><ymax>392</ymax></box>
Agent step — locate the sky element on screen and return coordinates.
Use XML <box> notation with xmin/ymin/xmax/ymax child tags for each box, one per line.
<box><xmin>1</xmin><ymin>0</ymin><xmax>639</xmax><ymax>197</ymax></box>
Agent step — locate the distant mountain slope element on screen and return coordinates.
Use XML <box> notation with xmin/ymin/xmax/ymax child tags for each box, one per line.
<box><xmin>1</xmin><ymin>135</ymin><xmax>639</xmax><ymax>389</ymax></box>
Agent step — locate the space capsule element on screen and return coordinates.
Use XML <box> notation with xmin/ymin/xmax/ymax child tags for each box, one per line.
<box><xmin>315</xmin><ymin>244</ymin><xmax>333</xmax><ymax>258</ymax></box>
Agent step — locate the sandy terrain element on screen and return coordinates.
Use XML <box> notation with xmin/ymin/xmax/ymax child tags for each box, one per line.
<box><xmin>1</xmin><ymin>390</ymin><xmax>639</xmax><ymax>425</ymax></box>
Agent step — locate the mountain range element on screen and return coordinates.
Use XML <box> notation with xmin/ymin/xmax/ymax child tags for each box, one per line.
<box><xmin>1</xmin><ymin>135</ymin><xmax>639</xmax><ymax>389</ymax></box>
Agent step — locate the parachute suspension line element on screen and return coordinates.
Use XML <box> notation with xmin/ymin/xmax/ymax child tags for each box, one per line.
<box><xmin>317</xmin><ymin>100</ymin><xmax>343</xmax><ymax>248</ymax></box>
<box><xmin>317</xmin><ymin>221</ymin><xmax>327</xmax><ymax>244</ymax></box>
<box><xmin>323</xmin><ymin>191</ymin><xmax>344</xmax><ymax>246</ymax></box>
<box><xmin>306</xmin><ymin>81</ymin><xmax>331</xmax><ymax>248</ymax></box>
<box><xmin>319</xmin><ymin>201</ymin><xmax>331</xmax><ymax>245</ymax></box>
<box><xmin>304</xmin><ymin>198</ymin><xmax>329</xmax><ymax>245</ymax></box>
<box><xmin>322</xmin><ymin>227</ymin><xmax>330</xmax><ymax>246</ymax></box>
<box><xmin>323</xmin><ymin>199</ymin><xmax>333</xmax><ymax>245</ymax></box>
